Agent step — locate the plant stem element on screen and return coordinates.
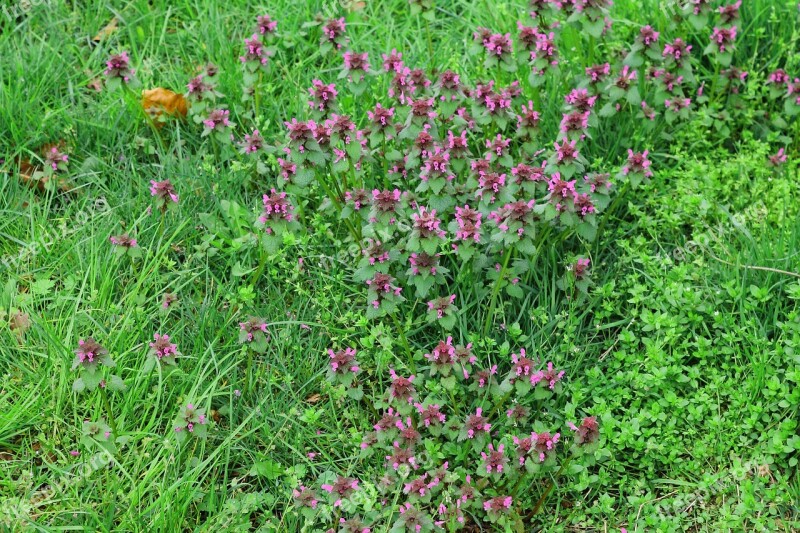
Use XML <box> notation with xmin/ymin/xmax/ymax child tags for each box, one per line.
<box><xmin>391</xmin><ymin>312</ymin><xmax>415</xmax><ymax>372</ymax></box>
<box><xmin>250</xmin><ymin>246</ymin><xmax>268</xmax><ymax>286</ymax></box>
<box><xmin>532</xmin><ymin>455</ymin><xmax>573</xmax><ymax>515</ymax></box>
<box><xmin>425</xmin><ymin>19</ymin><xmax>434</xmax><ymax>63</ymax></box>
<box><xmin>99</xmin><ymin>387</ymin><xmax>118</xmax><ymax>437</ymax></box>
<box><xmin>255</xmin><ymin>71</ymin><xmax>263</xmax><ymax>119</ymax></box>
<box><xmin>482</xmin><ymin>247</ymin><xmax>513</xmax><ymax>338</ymax></box>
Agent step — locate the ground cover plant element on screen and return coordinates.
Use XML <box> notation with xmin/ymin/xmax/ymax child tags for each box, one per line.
<box><xmin>1</xmin><ymin>0</ymin><xmax>799</xmax><ymax>531</ymax></box>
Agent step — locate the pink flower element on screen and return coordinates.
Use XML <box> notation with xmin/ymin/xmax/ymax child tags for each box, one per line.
<box><xmin>382</xmin><ymin>48</ymin><xmax>404</xmax><ymax>72</ymax></box>
<box><xmin>240</xmin><ymin>33</ymin><xmax>270</xmax><ymax>66</ymax></box>
<box><xmin>483</xmin><ymin>33</ymin><xmax>513</xmax><ymax>58</ymax></box>
<box><xmin>307</xmin><ymin>80</ymin><xmax>338</xmax><ymax>113</ymax></box>
<box><xmin>638</xmin><ymin>25</ymin><xmax>659</xmax><ymax>47</ymax></box>
<box><xmin>239</xmin><ymin>129</ymin><xmax>265</xmax><ymax>154</ymax></box>
<box><xmin>259</xmin><ymin>189</ymin><xmax>294</xmax><ymax>226</ymax></box>
<box><xmin>427</xmin><ymin>294</ymin><xmax>456</xmax><ymax>319</ymax></box>
<box><xmin>328</xmin><ymin>347</ymin><xmax>360</xmax><ymax>374</ymax></box>
<box><xmin>663</xmin><ymin>38</ymin><xmax>692</xmax><ymax>62</ymax></box>
<box><xmin>343</xmin><ymin>51</ymin><xmax>370</xmax><ymax>80</ymax></box>
<box><xmin>483</xmin><ymin>496</ymin><xmax>513</xmax><ymax>513</ymax></box>
<box><xmin>585</xmin><ymin>63</ymin><xmax>610</xmax><ymax>83</ymax></box>
<box><xmin>105</xmin><ymin>51</ymin><xmax>135</xmax><ymax>83</ymax></box>
<box><xmin>387</xmin><ymin>369</ymin><xmax>416</xmax><ymax>404</ymax></box>
<box><xmin>110</xmin><ymin>234</ymin><xmax>137</xmax><ymax>248</ymax></box>
<box><xmin>623</xmin><ymin>149</ymin><xmax>653</xmax><ymax>177</ymax></box>
<box><xmin>710</xmin><ymin>27</ymin><xmax>737</xmax><ymax>53</ymax></box>
<box><xmin>257</xmin><ymin>14</ymin><xmax>278</xmax><ymax>35</ymax></box>
<box><xmin>768</xmin><ymin>69</ymin><xmax>789</xmax><ymax>86</ymax></box>
<box><xmin>321</xmin><ymin>18</ymin><xmax>347</xmax><ymax>48</ymax></box>
<box><xmin>480</xmin><ymin>443</ymin><xmax>508</xmax><ymax>473</ymax></box>
<box><xmin>149</xmin><ymin>333</ymin><xmax>179</xmax><ymax>362</ymax></box>
<box><xmin>567</xmin><ymin>416</ymin><xmax>600</xmax><ymax>445</ymax></box>
<box><xmin>149</xmin><ymin>179</ymin><xmax>179</xmax><ymax>204</ymax></box>
<box><xmin>464</xmin><ymin>407</ymin><xmax>491</xmax><ymax>439</ymax></box>
<box><xmin>292</xmin><ymin>485</ymin><xmax>319</xmax><ymax>509</ymax></box>
<box><xmin>768</xmin><ymin>148</ymin><xmax>787</xmax><ymax>167</ymax></box>
<box><xmin>44</xmin><ymin>146</ymin><xmax>68</xmax><ymax>172</ymax></box>
<box><xmin>718</xmin><ymin>1</ymin><xmax>741</xmax><ymax>25</ymax></box>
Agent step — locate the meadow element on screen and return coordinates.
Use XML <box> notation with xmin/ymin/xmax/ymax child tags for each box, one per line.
<box><xmin>1</xmin><ymin>0</ymin><xmax>799</xmax><ymax>531</ymax></box>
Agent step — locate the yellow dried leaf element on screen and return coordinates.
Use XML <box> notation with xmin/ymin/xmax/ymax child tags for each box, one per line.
<box><xmin>93</xmin><ymin>17</ymin><xmax>118</xmax><ymax>42</ymax></box>
<box><xmin>141</xmin><ymin>88</ymin><xmax>189</xmax><ymax>125</ymax></box>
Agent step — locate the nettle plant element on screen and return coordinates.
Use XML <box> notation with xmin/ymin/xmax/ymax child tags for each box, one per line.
<box><xmin>86</xmin><ymin>0</ymin><xmax>796</xmax><ymax>528</ymax></box>
<box><xmin>313</xmin><ymin>341</ymin><xmax>603</xmax><ymax>530</ymax></box>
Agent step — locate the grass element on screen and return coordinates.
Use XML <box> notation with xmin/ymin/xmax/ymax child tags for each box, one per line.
<box><xmin>1</xmin><ymin>0</ymin><xmax>800</xmax><ymax>531</ymax></box>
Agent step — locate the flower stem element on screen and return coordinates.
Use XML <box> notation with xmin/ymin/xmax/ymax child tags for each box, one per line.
<box><xmin>391</xmin><ymin>312</ymin><xmax>415</xmax><ymax>372</ymax></box>
<box><xmin>482</xmin><ymin>247</ymin><xmax>513</xmax><ymax>338</ymax></box>
<box><xmin>99</xmin><ymin>387</ymin><xmax>118</xmax><ymax>438</ymax></box>
<box><xmin>532</xmin><ymin>455</ymin><xmax>572</xmax><ymax>515</ymax></box>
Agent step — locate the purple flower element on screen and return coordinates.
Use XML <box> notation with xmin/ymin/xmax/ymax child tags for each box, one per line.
<box><xmin>104</xmin><ymin>51</ymin><xmax>135</xmax><ymax>84</ymax></box>
<box><xmin>110</xmin><ymin>234</ymin><xmax>138</xmax><ymax>249</ymax></box>
<box><xmin>463</xmin><ymin>407</ymin><xmax>491</xmax><ymax>439</ymax></box>
<box><xmin>718</xmin><ymin>1</ymin><xmax>741</xmax><ymax>25</ymax></box>
<box><xmin>412</xmin><ymin>207</ymin><xmax>446</xmax><ymax>239</ymax></box>
<box><xmin>768</xmin><ymin>69</ymin><xmax>789</xmax><ymax>86</ymax></box>
<box><xmin>768</xmin><ymin>148</ymin><xmax>787</xmax><ymax>167</ymax></box>
<box><xmin>554</xmin><ymin>139</ymin><xmax>580</xmax><ymax>165</ymax></box>
<box><xmin>623</xmin><ymin>149</ymin><xmax>653</xmax><ymax>177</ymax></box>
<box><xmin>240</xmin><ymin>33</ymin><xmax>270</xmax><ymax>66</ymax></box>
<box><xmin>202</xmin><ymin>109</ymin><xmax>233</xmax><ymax>133</ymax></box>
<box><xmin>454</xmin><ymin>205</ymin><xmax>482</xmax><ymax>243</ymax></box>
<box><xmin>259</xmin><ymin>189</ymin><xmax>295</xmax><ymax>229</ymax></box>
<box><xmin>239</xmin><ymin>317</ymin><xmax>269</xmax><ymax>346</ymax></box>
<box><xmin>239</xmin><ymin>129</ymin><xmax>265</xmax><ymax>155</ymax></box>
<box><xmin>321</xmin><ymin>18</ymin><xmax>347</xmax><ymax>49</ymax></box>
<box><xmin>480</xmin><ymin>443</ymin><xmax>508</xmax><ymax>474</ymax></box>
<box><xmin>73</xmin><ymin>338</ymin><xmax>109</xmax><ymax>368</ymax></box>
<box><xmin>387</xmin><ymin>369</ymin><xmax>416</xmax><ymax>404</ymax></box>
<box><xmin>150</xmin><ymin>179</ymin><xmax>179</xmax><ymax>211</ymax></box>
<box><xmin>483</xmin><ymin>33</ymin><xmax>513</xmax><ymax>58</ymax></box>
<box><xmin>710</xmin><ymin>26</ymin><xmax>737</xmax><ymax>53</ymax></box>
<box><xmin>343</xmin><ymin>51</ymin><xmax>370</xmax><ymax>81</ymax></box>
<box><xmin>638</xmin><ymin>25</ymin><xmax>660</xmax><ymax>47</ymax></box>
<box><xmin>149</xmin><ymin>333</ymin><xmax>179</xmax><ymax>364</ymax></box>
<box><xmin>560</xmin><ymin>110</ymin><xmax>590</xmax><ymax>136</ymax></box>
<box><xmin>585</xmin><ymin>63</ymin><xmax>611</xmax><ymax>83</ymax></box>
<box><xmin>663</xmin><ymin>38</ymin><xmax>692</xmax><ymax>63</ymax></box>
<box><xmin>321</xmin><ymin>476</ymin><xmax>359</xmax><ymax>506</ymax></box>
<box><xmin>382</xmin><ymin>48</ymin><xmax>404</xmax><ymax>72</ymax></box>
<box><xmin>307</xmin><ymin>80</ymin><xmax>338</xmax><ymax>113</ymax></box>
<box><xmin>386</xmin><ymin>442</ymin><xmax>417</xmax><ymax>470</ymax></box>
<box><xmin>44</xmin><ymin>146</ymin><xmax>69</xmax><ymax>173</ymax></box>
<box><xmin>565</xmin><ymin>88</ymin><xmax>597</xmax><ymax>111</ymax></box>
<box><xmin>366</xmin><ymin>273</ymin><xmax>404</xmax><ymax>312</ymax></box>
<box><xmin>415</xmin><ymin>402</ymin><xmax>446</xmax><ymax>427</ymax></box>
<box><xmin>174</xmin><ymin>402</ymin><xmax>208</xmax><ymax>435</ymax></box>
<box><xmin>292</xmin><ymin>486</ymin><xmax>319</xmax><ymax>509</ymax></box>
<box><xmin>483</xmin><ymin>496</ymin><xmax>513</xmax><ymax>514</ymax></box>
<box><xmin>162</xmin><ymin>292</ymin><xmax>178</xmax><ymax>309</ymax></box>
<box><xmin>257</xmin><ymin>14</ymin><xmax>278</xmax><ymax>36</ymax></box>
<box><xmin>186</xmin><ymin>75</ymin><xmax>218</xmax><ymax>104</ymax></box>
<box><xmin>567</xmin><ymin>416</ymin><xmax>600</xmax><ymax>445</ymax></box>
<box><xmin>427</xmin><ymin>294</ymin><xmax>456</xmax><ymax>319</ymax></box>
<box><xmin>367</xmin><ymin>103</ymin><xmax>395</xmax><ymax>133</ymax></box>
<box><xmin>328</xmin><ymin>347</ymin><xmax>360</xmax><ymax>375</ymax></box>
<box><xmin>409</xmin><ymin>252</ymin><xmax>439</xmax><ymax>275</ymax></box>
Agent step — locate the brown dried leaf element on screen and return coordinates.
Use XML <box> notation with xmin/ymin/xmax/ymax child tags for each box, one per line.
<box><xmin>305</xmin><ymin>393</ymin><xmax>322</xmax><ymax>404</ymax></box>
<box><xmin>93</xmin><ymin>17</ymin><xmax>118</xmax><ymax>42</ymax></box>
<box><xmin>141</xmin><ymin>88</ymin><xmax>189</xmax><ymax>126</ymax></box>
<box><xmin>17</xmin><ymin>142</ymin><xmax>75</xmax><ymax>194</ymax></box>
